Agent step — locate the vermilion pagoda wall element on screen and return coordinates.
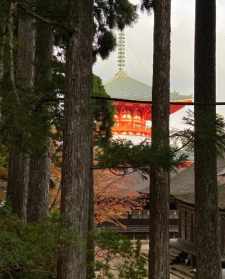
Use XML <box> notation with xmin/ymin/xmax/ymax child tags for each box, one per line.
<box><xmin>112</xmin><ymin>101</ymin><xmax>188</xmax><ymax>137</ymax></box>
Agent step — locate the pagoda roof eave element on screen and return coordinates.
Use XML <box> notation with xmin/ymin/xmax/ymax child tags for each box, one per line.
<box><xmin>104</xmin><ymin>72</ymin><xmax>192</xmax><ymax>102</ymax></box>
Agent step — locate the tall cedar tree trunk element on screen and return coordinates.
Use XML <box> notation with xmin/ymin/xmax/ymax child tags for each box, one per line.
<box><xmin>194</xmin><ymin>1</ymin><xmax>222</xmax><ymax>278</ymax></box>
<box><xmin>0</xmin><ymin>17</ymin><xmax>6</xmax><ymax>81</ymax></box>
<box><xmin>7</xmin><ymin>8</ymin><xmax>34</xmax><ymax>220</ymax></box>
<box><xmin>27</xmin><ymin>152</ymin><xmax>50</xmax><ymax>222</ymax></box>
<box><xmin>0</xmin><ymin>12</ymin><xmax>6</xmax><ymax>121</ymax></box>
<box><xmin>8</xmin><ymin>150</ymin><xmax>29</xmax><ymax>219</ymax></box>
<box><xmin>87</xmin><ymin>170</ymin><xmax>95</xmax><ymax>279</ymax></box>
<box><xmin>149</xmin><ymin>1</ymin><xmax>171</xmax><ymax>279</ymax></box>
<box><xmin>27</xmin><ymin>9</ymin><xmax>53</xmax><ymax>222</ymax></box>
<box><xmin>57</xmin><ymin>0</ymin><xmax>93</xmax><ymax>278</ymax></box>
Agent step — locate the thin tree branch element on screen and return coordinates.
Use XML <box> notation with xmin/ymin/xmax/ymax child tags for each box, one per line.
<box><xmin>17</xmin><ymin>2</ymin><xmax>72</xmax><ymax>33</ymax></box>
<box><xmin>173</xmin><ymin>138</ymin><xmax>193</xmax><ymax>153</ymax></box>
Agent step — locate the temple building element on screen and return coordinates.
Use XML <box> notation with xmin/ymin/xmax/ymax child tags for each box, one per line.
<box><xmin>104</xmin><ymin>31</ymin><xmax>192</xmax><ymax>142</ymax></box>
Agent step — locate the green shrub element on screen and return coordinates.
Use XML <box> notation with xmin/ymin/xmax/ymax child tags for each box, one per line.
<box><xmin>96</xmin><ymin>229</ymin><xmax>147</xmax><ymax>279</ymax></box>
<box><xmin>0</xmin><ymin>209</ymin><xmax>59</xmax><ymax>279</ymax></box>
<box><xmin>0</xmin><ymin>209</ymin><xmax>147</xmax><ymax>279</ymax></box>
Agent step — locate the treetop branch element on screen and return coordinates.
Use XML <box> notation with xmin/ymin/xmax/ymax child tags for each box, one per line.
<box><xmin>17</xmin><ymin>2</ymin><xmax>72</xmax><ymax>33</ymax></box>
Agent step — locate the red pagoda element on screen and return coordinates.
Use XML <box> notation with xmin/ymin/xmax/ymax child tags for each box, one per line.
<box><xmin>105</xmin><ymin>71</ymin><xmax>191</xmax><ymax>139</ymax></box>
<box><xmin>104</xmin><ymin>31</ymin><xmax>192</xmax><ymax>141</ymax></box>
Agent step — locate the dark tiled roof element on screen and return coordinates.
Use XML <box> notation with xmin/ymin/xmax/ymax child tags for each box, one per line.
<box><xmin>105</xmin><ymin>70</ymin><xmax>192</xmax><ymax>102</ymax></box>
<box><xmin>171</xmin><ymin>157</ymin><xmax>225</xmax><ymax>209</ymax></box>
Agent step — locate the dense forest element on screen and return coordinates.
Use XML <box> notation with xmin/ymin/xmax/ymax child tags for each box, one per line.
<box><xmin>0</xmin><ymin>0</ymin><xmax>223</xmax><ymax>279</ymax></box>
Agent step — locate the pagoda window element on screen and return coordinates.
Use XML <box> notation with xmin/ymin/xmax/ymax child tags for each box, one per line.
<box><xmin>126</xmin><ymin>113</ymin><xmax>132</xmax><ymax>120</ymax></box>
<box><xmin>122</xmin><ymin>110</ymin><xmax>132</xmax><ymax>120</ymax></box>
<box><xmin>134</xmin><ymin>123</ymin><xmax>142</xmax><ymax>128</ymax></box>
<box><xmin>133</xmin><ymin>110</ymin><xmax>142</xmax><ymax>120</ymax></box>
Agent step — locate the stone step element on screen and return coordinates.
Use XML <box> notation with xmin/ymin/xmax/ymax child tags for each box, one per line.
<box><xmin>170</xmin><ymin>269</ymin><xmax>188</xmax><ymax>279</ymax></box>
<box><xmin>170</xmin><ymin>248</ymin><xmax>181</xmax><ymax>255</ymax></box>
<box><xmin>169</xmin><ymin>248</ymin><xmax>181</xmax><ymax>264</ymax></box>
<box><xmin>170</xmin><ymin>265</ymin><xmax>194</xmax><ymax>279</ymax></box>
<box><xmin>170</xmin><ymin>251</ymin><xmax>180</xmax><ymax>258</ymax></box>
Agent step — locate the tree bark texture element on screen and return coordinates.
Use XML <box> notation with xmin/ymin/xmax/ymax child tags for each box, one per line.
<box><xmin>27</xmin><ymin>8</ymin><xmax>53</xmax><ymax>223</ymax></box>
<box><xmin>86</xmin><ymin>170</ymin><xmax>95</xmax><ymax>279</ymax></box>
<box><xmin>194</xmin><ymin>1</ymin><xmax>222</xmax><ymax>278</ymax></box>
<box><xmin>0</xmin><ymin>12</ymin><xmax>7</xmax><ymax>121</ymax></box>
<box><xmin>149</xmin><ymin>1</ymin><xmax>171</xmax><ymax>279</ymax></box>
<box><xmin>0</xmin><ymin>19</ymin><xmax>6</xmax><ymax>81</ymax></box>
<box><xmin>27</xmin><ymin>151</ymin><xmax>50</xmax><ymax>222</ymax></box>
<box><xmin>7</xmin><ymin>9</ymin><xmax>34</xmax><ymax>220</ymax></box>
<box><xmin>57</xmin><ymin>0</ymin><xmax>93</xmax><ymax>278</ymax></box>
<box><xmin>7</xmin><ymin>149</ymin><xmax>29</xmax><ymax>219</ymax></box>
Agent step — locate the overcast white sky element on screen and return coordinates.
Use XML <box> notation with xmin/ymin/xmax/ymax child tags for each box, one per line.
<box><xmin>93</xmin><ymin>0</ymin><xmax>225</xmax><ymax>107</ymax></box>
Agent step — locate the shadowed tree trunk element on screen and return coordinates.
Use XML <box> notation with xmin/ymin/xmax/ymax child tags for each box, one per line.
<box><xmin>27</xmin><ymin>5</ymin><xmax>53</xmax><ymax>222</ymax></box>
<box><xmin>0</xmin><ymin>7</ymin><xmax>7</xmax><ymax>121</ymax></box>
<box><xmin>87</xmin><ymin>168</ymin><xmax>95</xmax><ymax>279</ymax></box>
<box><xmin>8</xmin><ymin>149</ymin><xmax>29</xmax><ymax>219</ymax></box>
<box><xmin>27</xmin><ymin>151</ymin><xmax>50</xmax><ymax>222</ymax></box>
<box><xmin>194</xmin><ymin>1</ymin><xmax>222</xmax><ymax>278</ymax></box>
<box><xmin>7</xmin><ymin>7</ymin><xmax>34</xmax><ymax>220</ymax></box>
<box><xmin>0</xmin><ymin>17</ymin><xmax>6</xmax><ymax>82</ymax></box>
<box><xmin>149</xmin><ymin>1</ymin><xmax>171</xmax><ymax>279</ymax></box>
<box><xmin>57</xmin><ymin>0</ymin><xmax>93</xmax><ymax>278</ymax></box>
